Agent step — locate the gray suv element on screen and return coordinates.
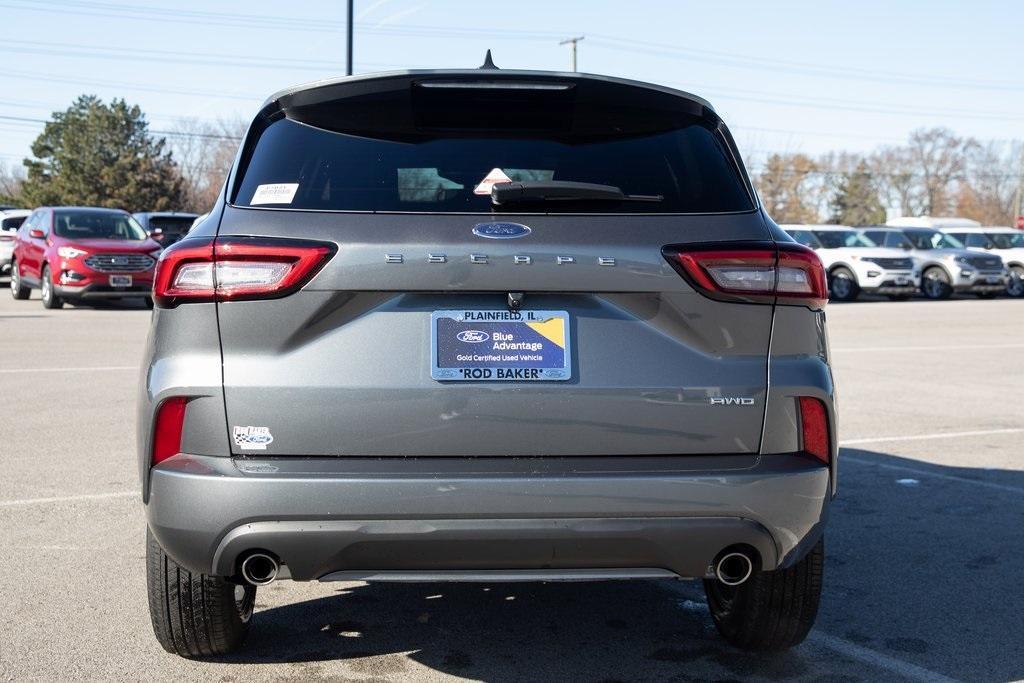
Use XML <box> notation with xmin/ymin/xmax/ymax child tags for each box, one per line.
<box><xmin>139</xmin><ymin>66</ymin><xmax>837</xmax><ymax>658</ymax></box>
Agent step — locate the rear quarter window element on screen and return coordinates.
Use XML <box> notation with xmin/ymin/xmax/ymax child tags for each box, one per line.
<box><xmin>233</xmin><ymin>117</ymin><xmax>754</xmax><ymax>214</ymax></box>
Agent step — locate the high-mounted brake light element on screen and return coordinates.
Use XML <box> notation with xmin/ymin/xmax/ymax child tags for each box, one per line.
<box><xmin>664</xmin><ymin>241</ymin><xmax>828</xmax><ymax>310</ymax></box>
<box><xmin>153</xmin><ymin>238</ymin><xmax>335</xmax><ymax>307</ymax></box>
<box><xmin>798</xmin><ymin>396</ymin><xmax>830</xmax><ymax>466</ymax></box>
<box><xmin>152</xmin><ymin>397</ymin><xmax>188</xmax><ymax>466</ymax></box>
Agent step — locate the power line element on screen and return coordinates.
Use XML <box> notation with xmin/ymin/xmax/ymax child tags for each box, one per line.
<box><xmin>584</xmin><ymin>35</ymin><xmax>1024</xmax><ymax>93</ymax></box>
<box><xmin>0</xmin><ymin>114</ymin><xmax>241</xmax><ymax>141</ymax></box>
<box><xmin>4</xmin><ymin>0</ymin><xmax>1023</xmax><ymax>94</ymax></box>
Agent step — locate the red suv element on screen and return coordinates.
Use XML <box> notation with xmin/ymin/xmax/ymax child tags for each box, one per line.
<box><xmin>10</xmin><ymin>206</ymin><xmax>162</xmax><ymax>308</ymax></box>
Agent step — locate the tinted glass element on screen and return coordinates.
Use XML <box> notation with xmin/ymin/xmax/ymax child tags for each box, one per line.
<box><xmin>964</xmin><ymin>233</ymin><xmax>993</xmax><ymax>248</ymax></box>
<box><xmin>883</xmin><ymin>232</ymin><xmax>911</xmax><ymax>249</ymax></box>
<box><xmin>53</xmin><ymin>210</ymin><xmax>147</xmax><ymax>240</ymax></box>
<box><xmin>812</xmin><ymin>230</ymin><xmax>872</xmax><ymax>248</ymax></box>
<box><xmin>234</xmin><ymin>118</ymin><xmax>754</xmax><ymax>214</ymax></box>
<box><xmin>989</xmin><ymin>232</ymin><xmax>1024</xmax><ymax>249</ymax></box>
<box><xmin>904</xmin><ymin>229</ymin><xmax>963</xmax><ymax>249</ymax></box>
<box><xmin>148</xmin><ymin>216</ymin><xmax>196</xmax><ymax>234</ymax></box>
<box><xmin>1</xmin><ymin>215</ymin><xmax>26</xmax><ymax>230</ymax></box>
<box><xmin>787</xmin><ymin>230</ymin><xmax>820</xmax><ymax>248</ymax></box>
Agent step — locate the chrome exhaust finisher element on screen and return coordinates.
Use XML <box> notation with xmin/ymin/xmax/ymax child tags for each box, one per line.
<box><xmin>715</xmin><ymin>551</ymin><xmax>753</xmax><ymax>586</ymax></box>
<box><xmin>240</xmin><ymin>552</ymin><xmax>279</xmax><ymax>586</ymax></box>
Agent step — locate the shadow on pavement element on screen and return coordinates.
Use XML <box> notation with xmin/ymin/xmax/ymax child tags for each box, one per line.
<box><xmin>211</xmin><ymin>448</ymin><xmax>1024</xmax><ymax>682</ymax></box>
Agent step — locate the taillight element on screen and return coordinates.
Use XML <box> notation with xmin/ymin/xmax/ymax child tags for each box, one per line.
<box><xmin>798</xmin><ymin>396</ymin><xmax>830</xmax><ymax>466</ymax></box>
<box><xmin>663</xmin><ymin>241</ymin><xmax>828</xmax><ymax>310</ymax></box>
<box><xmin>153</xmin><ymin>237</ymin><xmax>335</xmax><ymax>307</ymax></box>
<box><xmin>152</xmin><ymin>397</ymin><xmax>188</xmax><ymax>466</ymax></box>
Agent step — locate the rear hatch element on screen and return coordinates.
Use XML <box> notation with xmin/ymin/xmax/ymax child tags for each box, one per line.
<box><xmin>215</xmin><ymin>71</ymin><xmax>774</xmax><ymax>457</ymax></box>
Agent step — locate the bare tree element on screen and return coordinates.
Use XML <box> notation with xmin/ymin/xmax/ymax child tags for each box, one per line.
<box><xmin>168</xmin><ymin>118</ymin><xmax>245</xmax><ymax>213</ymax></box>
<box><xmin>868</xmin><ymin>147</ymin><xmax>916</xmax><ymax>218</ymax></box>
<box><xmin>955</xmin><ymin>140</ymin><xmax>1019</xmax><ymax>225</ymax></box>
<box><xmin>755</xmin><ymin>153</ymin><xmax>823</xmax><ymax>223</ymax></box>
<box><xmin>904</xmin><ymin>127</ymin><xmax>974</xmax><ymax>216</ymax></box>
<box><xmin>0</xmin><ymin>161</ymin><xmax>26</xmax><ymax>204</ymax></box>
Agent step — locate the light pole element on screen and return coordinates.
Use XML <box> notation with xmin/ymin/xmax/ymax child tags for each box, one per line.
<box><xmin>346</xmin><ymin>0</ymin><xmax>353</xmax><ymax>76</ymax></box>
<box><xmin>559</xmin><ymin>35</ymin><xmax>584</xmax><ymax>72</ymax></box>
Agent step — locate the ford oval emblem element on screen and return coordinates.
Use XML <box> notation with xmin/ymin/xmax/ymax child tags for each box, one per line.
<box><xmin>472</xmin><ymin>222</ymin><xmax>531</xmax><ymax>239</ymax></box>
<box><xmin>456</xmin><ymin>330</ymin><xmax>490</xmax><ymax>343</ymax></box>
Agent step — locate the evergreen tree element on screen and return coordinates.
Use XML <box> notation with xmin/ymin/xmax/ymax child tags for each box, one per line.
<box><xmin>21</xmin><ymin>95</ymin><xmax>185</xmax><ymax>212</ymax></box>
<box><xmin>829</xmin><ymin>160</ymin><xmax>886</xmax><ymax>225</ymax></box>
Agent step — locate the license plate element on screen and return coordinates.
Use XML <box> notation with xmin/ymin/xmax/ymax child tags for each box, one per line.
<box><xmin>431</xmin><ymin>310</ymin><xmax>571</xmax><ymax>381</ymax></box>
<box><xmin>986</xmin><ymin>276</ymin><xmax>1001</xmax><ymax>284</ymax></box>
<box><xmin>894</xmin><ymin>276</ymin><xmax>909</xmax><ymax>285</ymax></box>
<box><xmin>109</xmin><ymin>275</ymin><xmax>132</xmax><ymax>287</ymax></box>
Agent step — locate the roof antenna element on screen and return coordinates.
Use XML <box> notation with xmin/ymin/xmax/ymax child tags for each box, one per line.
<box><xmin>479</xmin><ymin>50</ymin><xmax>499</xmax><ymax>70</ymax></box>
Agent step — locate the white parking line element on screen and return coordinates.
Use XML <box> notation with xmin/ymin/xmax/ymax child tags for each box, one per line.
<box><xmin>833</xmin><ymin>343</ymin><xmax>1024</xmax><ymax>352</ymax></box>
<box><xmin>0</xmin><ymin>491</ymin><xmax>135</xmax><ymax>508</ymax></box>
<box><xmin>840</xmin><ymin>428</ymin><xmax>1024</xmax><ymax>446</ymax></box>
<box><xmin>807</xmin><ymin>632</ymin><xmax>959</xmax><ymax>683</ymax></box>
<box><xmin>0</xmin><ymin>365</ymin><xmax>137</xmax><ymax>374</ymax></box>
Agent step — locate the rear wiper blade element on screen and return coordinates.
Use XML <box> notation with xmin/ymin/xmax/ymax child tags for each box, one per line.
<box><xmin>490</xmin><ymin>181</ymin><xmax>663</xmax><ymax>206</ymax></box>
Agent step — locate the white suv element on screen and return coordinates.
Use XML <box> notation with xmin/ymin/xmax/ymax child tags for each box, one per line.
<box><xmin>0</xmin><ymin>209</ymin><xmax>30</xmax><ymax>277</ymax></box>
<box><xmin>782</xmin><ymin>224</ymin><xmax>920</xmax><ymax>301</ymax></box>
<box><xmin>861</xmin><ymin>227</ymin><xmax>1007</xmax><ymax>299</ymax></box>
<box><xmin>941</xmin><ymin>226</ymin><xmax>1024</xmax><ymax>298</ymax></box>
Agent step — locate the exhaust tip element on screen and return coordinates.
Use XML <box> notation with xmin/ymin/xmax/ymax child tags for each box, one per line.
<box><xmin>715</xmin><ymin>551</ymin><xmax>753</xmax><ymax>586</ymax></box>
<box><xmin>240</xmin><ymin>552</ymin><xmax>279</xmax><ymax>586</ymax></box>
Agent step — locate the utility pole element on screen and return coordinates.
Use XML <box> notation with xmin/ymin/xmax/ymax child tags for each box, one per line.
<box><xmin>559</xmin><ymin>35</ymin><xmax>584</xmax><ymax>72</ymax></box>
<box><xmin>346</xmin><ymin>0</ymin><xmax>354</xmax><ymax>76</ymax></box>
<box><xmin>1015</xmin><ymin>142</ymin><xmax>1024</xmax><ymax>229</ymax></box>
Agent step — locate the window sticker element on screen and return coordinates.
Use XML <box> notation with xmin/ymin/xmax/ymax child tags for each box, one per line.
<box><xmin>473</xmin><ymin>168</ymin><xmax>513</xmax><ymax>195</ymax></box>
<box><xmin>250</xmin><ymin>183</ymin><xmax>299</xmax><ymax>205</ymax></box>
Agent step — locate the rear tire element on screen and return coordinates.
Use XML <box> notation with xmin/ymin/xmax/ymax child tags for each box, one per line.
<box><xmin>40</xmin><ymin>266</ymin><xmax>63</xmax><ymax>309</ymax></box>
<box><xmin>921</xmin><ymin>267</ymin><xmax>953</xmax><ymax>300</ymax></box>
<box><xmin>827</xmin><ymin>267</ymin><xmax>859</xmax><ymax>302</ymax></box>
<box><xmin>10</xmin><ymin>261</ymin><xmax>30</xmax><ymax>300</ymax></box>
<box><xmin>146</xmin><ymin>528</ymin><xmax>255</xmax><ymax>658</ymax></box>
<box><xmin>703</xmin><ymin>538</ymin><xmax>823</xmax><ymax>651</ymax></box>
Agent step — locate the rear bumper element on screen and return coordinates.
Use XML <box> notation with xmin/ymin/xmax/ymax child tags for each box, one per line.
<box><xmin>146</xmin><ymin>453</ymin><xmax>830</xmax><ymax>581</ymax></box>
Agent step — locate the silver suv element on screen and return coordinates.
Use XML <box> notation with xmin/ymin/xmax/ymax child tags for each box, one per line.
<box><xmin>862</xmin><ymin>227</ymin><xmax>1007</xmax><ymax>299</ymax></box>
<box><xmin>139</xmin><ymin>66</ymin><xmax>836</xmax><ymax>658</ymax></box>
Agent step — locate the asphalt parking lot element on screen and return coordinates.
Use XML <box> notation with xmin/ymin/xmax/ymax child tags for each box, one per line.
<box><xmin>1</xmin><ymin>293</ymin><xmax>1022</xmax><ymax>682</ymax></box>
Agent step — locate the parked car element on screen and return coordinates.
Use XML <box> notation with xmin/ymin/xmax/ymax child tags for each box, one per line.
<box><xmin>861</xmin><ymin>226</ymin><xmax>1007</xmax><ymax>299</ymax></box>
<box><xmin>0</xmin><ymin>209</ymin><xmax>31</xmax><ymax>276</ymax></box>
<box><xmin>782</xmin><ymin>224</ymin><xmax>919</xmax><ymax>301</ymax></box>
<box><xmin>940</xmin><ymin>226</ymin><xmax>1024</xmax><ymax>298</ymax></box>
<box><xmin>133</xmin><ymin>211</ymin><xmax>200</xmax><ymax>247</ymax></box>
<box><xmin>140</xmin><ymin>66</ymin><xmax>836</xmax><ymax>657</ymax></box>
<box><xmin>10</xmin><ymin>206</ymin><xmax>161</xmax><ymax>308</ymax></box>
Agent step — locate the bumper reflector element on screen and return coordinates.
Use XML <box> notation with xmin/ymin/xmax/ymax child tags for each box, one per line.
<box><xmin>152</xmin><ymin>397</ymin><xmax>188</xmax><ymax>466</ymax></box>
<box><xmin>798</xmin><ymin>396</ymin><xmax>830</xmax><ymax>465</ymax></box>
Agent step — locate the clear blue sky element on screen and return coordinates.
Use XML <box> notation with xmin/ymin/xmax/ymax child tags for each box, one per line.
<box><xmin>1</xmin><ymin>0</ymin><xmax>1021</xmax><ymax>171</ymax></box>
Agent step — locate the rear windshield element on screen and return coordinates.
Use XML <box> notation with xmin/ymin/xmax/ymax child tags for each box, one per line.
<box><xmin>233</xmin><ymin>118</ymin><xmax>754</xmax><ymax>214</ymax></box>
<box><xmin>54</xmin><ymin>210</ymin><xmax>147</xmax><ymax>240</ymax></box>
<box><xmin>148</xmin><ymin>216</ymin><xmax>196</xmax><ymax>234</ymax></box>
